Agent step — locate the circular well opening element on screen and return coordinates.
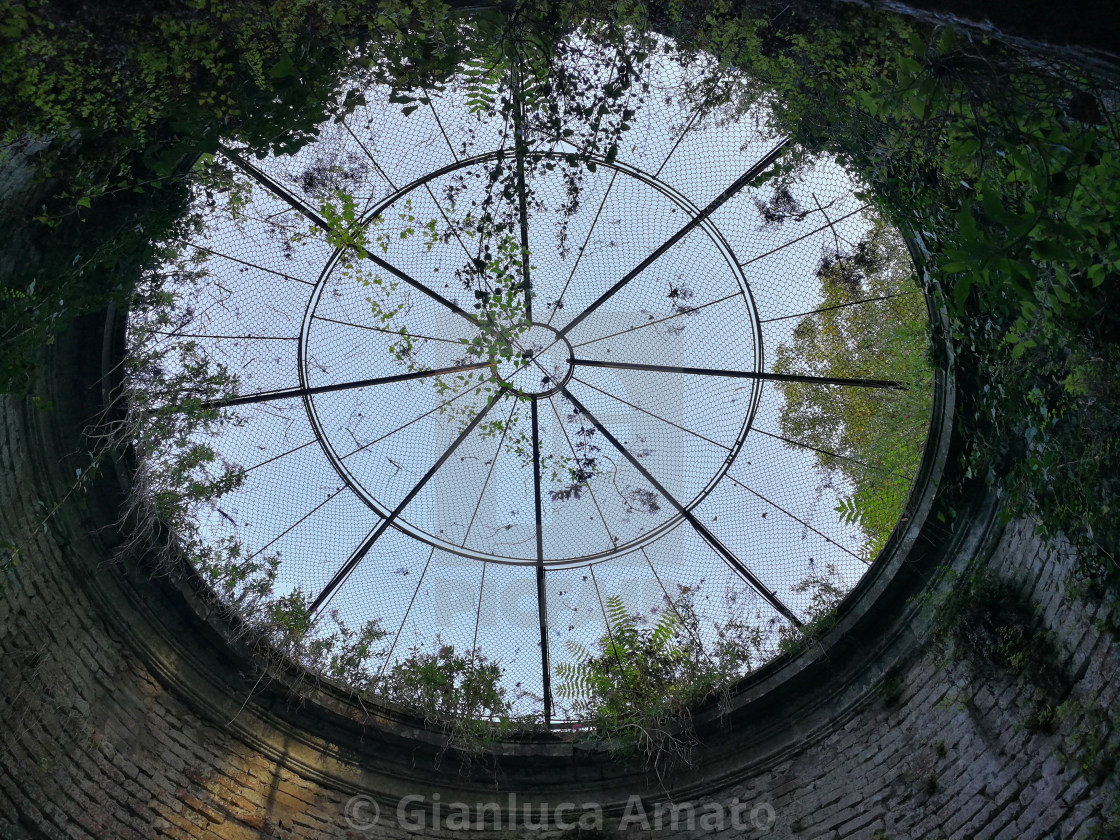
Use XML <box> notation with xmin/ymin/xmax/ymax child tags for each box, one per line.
<box><xmin>123</xmin><ymin>30</ymin><xmax>938</xmax><ymax>736</ymax></box>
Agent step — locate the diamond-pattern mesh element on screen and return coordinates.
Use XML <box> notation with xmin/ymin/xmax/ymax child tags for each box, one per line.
<box><xmin>130</xmin><ymin>46</ymin><xmax>934</xmax><ymax>725</ymax></box>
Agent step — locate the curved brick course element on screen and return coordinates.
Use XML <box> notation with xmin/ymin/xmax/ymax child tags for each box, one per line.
<box><xmin>1</xmin><ymin>284</ymin><xmax>1117</xmax><ymax>840</ymax></box>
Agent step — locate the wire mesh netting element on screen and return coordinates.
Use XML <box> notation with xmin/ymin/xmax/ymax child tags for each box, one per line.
<box><xmin>128</xmin><ymin>36</ymin><xmax>934</xmax><ymax>726</ymax></box>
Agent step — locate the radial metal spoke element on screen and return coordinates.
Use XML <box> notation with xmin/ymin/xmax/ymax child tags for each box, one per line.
<box><xmin>148</xmin><ymin>331</ymin><xmax>296</xmax><ymax>341</ymax></box>
<box><xmin>218</xmin><ymin>144</ymin><xmax>331</xmax><ymax>228</ymax></box>
<box><xmin>425</xmin><ymin>88</ymin><xmax>461</xmax><ymax>163</ymax></box>
<box><xmin>724</xmin><ymin>474</ymin><xmax>862</xmax><ymax>561</ymax></box>
<box><xmin>511</xmin><ymin>64</ymin><xmax>535</xmax><ymax>321</ymax></box>
<box><xmin>309</xmin><ymin>394</ymin><xmax>501</xmax><ymax>614</ymax></box>
<box><xmin>654</xmin><ymin>105</ymin><xmax>704</xmax><ymax>177</ymax></box>
<box><xmin>463</xmin><ymin>140</ymin><xmax>512</xmax><ymax>299</ymax></box>
<box><xmin>739</xmin><ymin>204</ymin><xmax>868</xmax><ymax>269</ymax></box>
<box><xmin>377</xmin><ymin>546</ymin><xmax>436</xmax><ymax>681</ymax></box>
<box><xmin>240</xmin><ymin>439</ymin><xmax>318</xmax><ymax>476</ymax></box>
<box><xmin>219</xmin><ymin>143</ymin><xmax>481</xmax><ymax>326</ymax></box>
<box><xmin>541</xmin><ymin>58</ymin><xmax>625</xmax><ymax>329</ymax></box>
<box><xmin>466</xmin><ymin>561</ymin><xmax>488</xmax><ymax>692</ymax></box>
<box><xmin>211</xmin><ymin>484</ymin><xmax>348</xmax><ymax>590</ymax></box>
<box><xmin>759</xmin><ymin>292</ymin><xmax>918</xmax><ymax>324</ymax></box>
<box><xmin>813</xmin><ymin>192</ymin><xmax>848</xmax><ymax>257</ymax></box>
<box><xmin>589</xmin><ymin>565</ymin><xmax>628</xmax><ymax>676</ymax></box>
<box><xmin>557</xmin><ymin>139</ymin><xmax>789</xmax><ymax>338</ymax></box>
<box><xmin>641</xmin><ymin>547</ymin><xmax>718</xmax><ymax>670</ymax></box>
<box><xmin>470</xmin><ymin>562</ymin><xmax>487</xmax><ymax>653</ymax></box>
<box><xmin>460</xmin><ymin>399</ymin><xmax>518</xmax><ymax>546</ymax></box>
<box><xmin>313</xmin><ymin>314</ymin><xmax>466</xmax><ymax>346</ymax></box>
<box><xmin>546</xmin><ymin>396</ymin><xmax>618</xmax><ymax>553</ymax></box>
<box><xmin>173</xmin><ymin>240</ymin><xmax>314</xmax><ymax>286</ymax></box>
<box><xmin>353</xmin><ymin>233</ymin><xmax>482</xmax><ymax>323</ymax></box>
<box><xmin>340</xmin><ymin>377</ymin><xmax>493</xmax><ymax>461</ymax></box>
<box><xmin>463</xmin><ymin>134</ymin><xmax>557</xmax><ymax>301</ymax></box>
<box><xmin>199</xmin><ymin>361</ymin><xmax>491</xmax><ymax>410</ymax></box>
<box><xmin>752</xmin><ymin>427</ymin><xmax>915</xmax><ymax>480</ymax></box>
<box><xmin>530</xmin><ymin>397</ymin><xmax>552</xmax><ymax>724</ymax></box>
<box><xmin>344</xmin><ymin>115</ymin><xmax>485</xmax><ymax>286</ymax></box>
<box><xmin>559</xmin><ymin>387</ymin><xmax>803</xmax><ymax>627</ymax></box>
<box><xmin>571</xmin><ymin>374</ymin><xmax>729</xmax><ymax>451</ymax></box>
<box><xmin>545</xmin><ymin>168</ymin><xmax>619</xmax><ymax>328</ymax></box>
<box><xmin>570</xmin><ymin>290</ymin><xmax>739</xmax><ymax>349</ymax></box>
<box><xmin>341</xmin><ymin>117</ymin><xmax>401</xmax><ymax>191</ymax></box>
<box><xmin>570</xmin><ymin>358</ymin><xmax>907</xmax><ymax>390</ymax></box>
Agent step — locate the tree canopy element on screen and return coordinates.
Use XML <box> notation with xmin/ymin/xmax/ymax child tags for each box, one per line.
<box><xmin>774</xmin><ymin>217</ymin><xmax>933</xmax><ymax>558</ymax></box>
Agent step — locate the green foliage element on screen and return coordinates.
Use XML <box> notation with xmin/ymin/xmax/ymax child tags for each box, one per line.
<box><xmin>774</xmin><ymin>564</ymin><xmax>847</xmax><ymax>655</ymax></box>
<box><xmin>849</xmin><ymin>28</ymin><xmax>1120</xmax><ymax>589</ymax></box>
<box><xmin>556</xmin><ymin>591</ymin><xmax>726</xmax><ymax>768</ymax></box>
<box><xmin>1083</xmin><ymin>798</ymin><xmax>1120</xmax><ymax>839</ymax></box>
<box><xmin>1</xmin><ymin>0</ymin><xmax>462</xmax><ymax>156</ymax></box>
<box><xmin>558</xmin><ymin>594</ymin><xmax>686</xmax><ymax>716</ymax></box>
<box><xmin>126</xmin><ymin>255</ymin><xmax>245</xmax><ymax>511</ymax></box>
<box><xmin>1</xmin><ymin>158</ymin><xmax>195</xmax><ymax>393</ymax></box>
<box><xmin>932</xmin><ymin>570</ymin><xmax>1072</xmax><ymax>730</ymax></box>
<box><xmin>0</xmin><ymin>0</ymin><xmax>466</xmax><ymax>394</ymax></box>
<box><xmin>878</xmin><ymin>673</ymin><xmax>906</xmax><ymax>709</ymax></box>
<box><xmin>389</xmin><ymin>0</ymin><xmax>656</xmax><ymax>162</ymax></box>
<box><xmin>380</xmin><ymin>641</ymin><xmax>514</xmax><ymax>722</ymax></box>
<box><xmin>376</xmin><ymin>641</ymin><xmax>525</xmax><ymax>757</ymax></box>
<box><xmin>556</xmin><ymin>572</ymin><xmax>847</xmax><ymax>767</ymax></box>
<box><xmin>773</xmin><ymin>216</ymin><xmax>933</xmax><ymax>559</ymax></box>
<box><xmin>257</xmin><ymin>587</ymin><xmax>390</xmax><ymax>688</ymax></box>
<box><xmin>11</xmin><ymin>0</ymin><xmax>1120</xmax><ymax>740</ymax></box>
<box><xmin>660</xmin><ymin>2</ymin><xmax>1120</xmax><ymax>601</ymax></box>
<box><xmin>250</xmin><ymin>588</ymin><xmax>518</xmax><ymax>737</ymax></box>
<box><xmin>124</xmin><ymin>235</ymin><xmax>518</xmax><ymax>730</ymax></box>
<box><xmin>1055</xmin><ymin>700</ymin><xmax>1120</xmax><ymax>784</ymax></box>
<box><xmin>123</xmin><ymin>248</ymin><xmax>277</xmax><ymax>613</ymax></box>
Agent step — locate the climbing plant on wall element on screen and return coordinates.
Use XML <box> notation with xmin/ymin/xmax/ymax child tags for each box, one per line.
<box><xmin>652</xmin><ymin>0</ymin><xmax>1120</xmax><ymax>591</ymax></box>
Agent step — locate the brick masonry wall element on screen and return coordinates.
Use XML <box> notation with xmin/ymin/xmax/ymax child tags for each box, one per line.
<box><xmin>692</xmin><ymin>519</ymin><xmax>1120</xmax><ymax>840</ymax></box>
<box><xmin>1</xmin><ymin>331</ymin><xmax>1118</xmax><ymax>840</ymax></box>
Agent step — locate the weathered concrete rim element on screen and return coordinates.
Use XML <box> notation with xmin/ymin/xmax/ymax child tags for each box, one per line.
<box><xmin>13</xmin><ymin>233</ymin><xmax>993</xmax><ymax>809</ymax></box>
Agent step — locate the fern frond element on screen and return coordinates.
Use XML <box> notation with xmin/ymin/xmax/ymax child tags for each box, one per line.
<box><xmin>556</xmin><ymin>661</ymin><xmax>594</xmax><ymax>700</ymax></box>
<box><xmin>650</xmin><ymin>610</ymin><xmax>679</xmax><ymax>651</ymax></box>
<box><xmin>605</xmin><ymin>595</ymin><xmax>634</xmax><ymax>637</ymax></box>
<box><xmin>835</xmin><ymin>495</ymin><xmax>867</xmax><ymax>527</ymax></box>
<box><xmin>564</xmin><ymin>639</ymin><xmax>592</xmax><ymax>662</ymax></box>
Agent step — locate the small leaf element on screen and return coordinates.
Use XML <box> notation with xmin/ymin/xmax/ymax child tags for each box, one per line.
<box><xmin>953</xmin><ymin>276</ymin><xmax>973</xmax><ymax>310</ymax></box>
<box><xmin>269</xmin><ymin>56</ymin><xmax>297</xmax><ymax>79</ymax></box>
<box><xmin>936</xmin><ymin>26</ymin><xmax>957</xmax><ymax>55</ymax></box>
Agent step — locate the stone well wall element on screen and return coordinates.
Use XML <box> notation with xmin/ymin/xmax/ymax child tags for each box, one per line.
<box><xmin>0</xmin><ymin>274</ymin><xmax>1117</xmax><ymax>840</ymax></box>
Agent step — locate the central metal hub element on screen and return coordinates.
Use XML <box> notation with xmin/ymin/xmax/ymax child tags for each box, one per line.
<box><xmin>492</xmin><ymin>323</ymin><xmax>574</xmax><ymax>397</ymax></box>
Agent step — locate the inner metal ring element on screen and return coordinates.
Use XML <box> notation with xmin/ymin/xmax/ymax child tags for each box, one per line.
<box><xmin>491</xmin><ymin>323</ymin><xmax>575</xmax><ymax>398</ymax></box>
<box><xmin>297</xmin><ymin>149</ymin><xmax>764</xmax><ymax>566</ymax></box>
